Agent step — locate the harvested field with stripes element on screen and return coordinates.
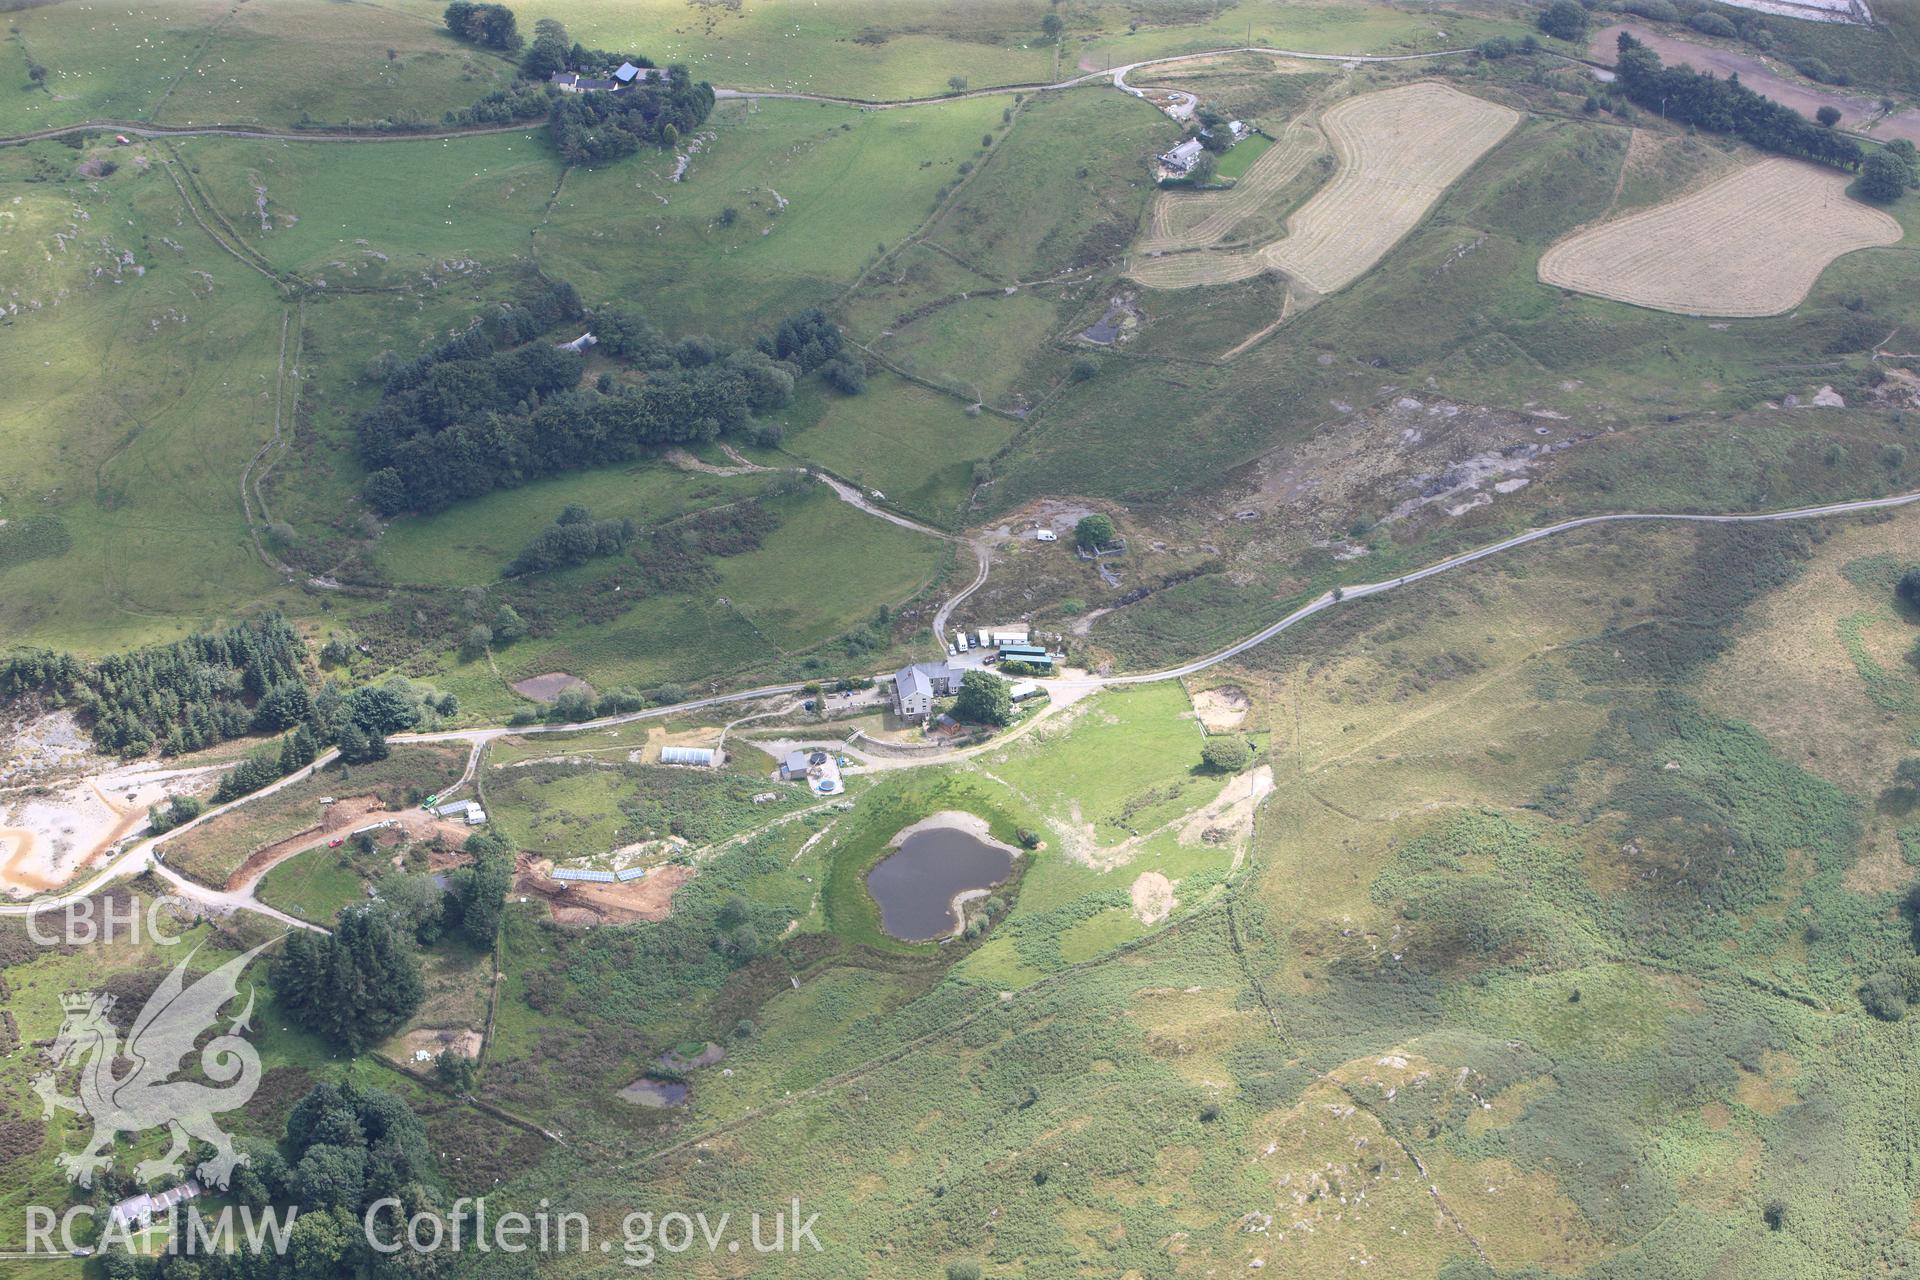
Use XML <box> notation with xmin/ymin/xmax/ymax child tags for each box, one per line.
<box><xmin>1537</xmin><ymin>157</ymin><xmax>1904</xmax><ymax>317</ymax></box>
<box><xmin>1128</xmin><ymin>82</ymin><xmax>1519</xmax><ymax>294</ymax></box>
<box><xmin>1136</xmin><ymin>122</ymin><xmax>1325</xmax><ymax>255</ymax></box>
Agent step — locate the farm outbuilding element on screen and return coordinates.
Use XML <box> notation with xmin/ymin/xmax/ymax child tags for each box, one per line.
<box><xmin>987</xmin><ymin>627</ymin><xmax>1031</xmax><ymax>647</ymax></box>
<box><xmin>110</xmin><ymin>1181</ymin><xmax>200</xmax><ymax>1229</ymax></box>
<box><xmin>781</xmin><ymin>749</ymin><xmax>844</xmax><ymax>796</ymax></box>
<box><xmin>549</xmin><ymin>71</ymin><xmax>619</xmax><ymax>92</ymax></box>
<box><xmin>435</xmin><ymin>800</ymin><xmax>487</xmax><ymax>825</ymax></box>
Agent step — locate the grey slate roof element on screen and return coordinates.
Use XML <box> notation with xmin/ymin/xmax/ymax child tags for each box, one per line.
<box><xmin>1162</xmin><ymin>138</ymin><xmax>1205</xmax><ymax>169</ymax></box>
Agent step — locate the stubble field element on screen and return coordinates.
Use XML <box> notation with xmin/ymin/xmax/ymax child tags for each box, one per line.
<box><xmin>1537</xmin><ymin>156</ymin><xmax>1904</xmax><ymax>317</ymax></box>
<box><xmin>1128</xmin><ymin>81</ymin><xmax>1519</xmax><ymax>293</ymax></box>
<box><xmin>1135</xmin><ymin>120</ymin><xmax>1326</xmax><ymax>254</ymax></box>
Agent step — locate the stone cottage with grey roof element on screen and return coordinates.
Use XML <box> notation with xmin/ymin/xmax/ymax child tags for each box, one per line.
<box><xmin>892</xmin><ymin>661</ymin><xmax>959</xmax><ymax>719</ymax></box>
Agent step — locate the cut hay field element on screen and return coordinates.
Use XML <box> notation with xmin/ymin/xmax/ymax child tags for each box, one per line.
<box><xmin>1135</xmin><ymin>120</ymin><xmax>1325</xmax><ymax>254</ymax></box>
<box><xmin>1537</xmin><ymin>157</ymin><xmax>1904</xmax><ymax>317</ymax></box>
<box><xmin>1129</xmin><ymin>82</ymin><xmax>1519</xmax><ymax>293</ymax></box>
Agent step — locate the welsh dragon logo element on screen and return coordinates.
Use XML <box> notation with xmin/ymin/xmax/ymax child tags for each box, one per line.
<box><xmin>32</xmin><ymin>941</ymin><xmax>272</xmax><ymax>1190</ymax></box>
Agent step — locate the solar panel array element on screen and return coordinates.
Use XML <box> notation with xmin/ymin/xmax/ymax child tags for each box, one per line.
<box><xmin>551</xmin><ymin>868</ymin><xmax>616</xmax><ymax>884</ymax></box>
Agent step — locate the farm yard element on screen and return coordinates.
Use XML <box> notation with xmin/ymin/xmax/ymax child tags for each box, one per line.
<box><xmin>1128</xmin><ymin>82</ymin><xmax>1520</xmax><ymax>293</ymax></box>
<box><xmin>1538</xmin><ymin>157</ymin><xmax>1905</xmax><ymax>316</ymax></box>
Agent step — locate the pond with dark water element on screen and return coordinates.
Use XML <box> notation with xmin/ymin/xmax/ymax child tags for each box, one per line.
<box><xmin>866</xmin><ymin>818</ymin><xmax>1015</xmax><ymax>941</ymax></box>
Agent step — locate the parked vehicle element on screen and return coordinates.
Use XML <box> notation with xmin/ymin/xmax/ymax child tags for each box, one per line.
<box><xmin>1036</xmin><ymin>529</ymin><xmax>1057</xmax><ymax>542</ymax></box>
<box><xmin>327</xmin><ymin>837</ymin><xmax>345</xmax><ymax>848</ymax></box>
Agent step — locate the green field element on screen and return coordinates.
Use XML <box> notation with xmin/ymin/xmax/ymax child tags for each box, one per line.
<box><xmin>486</xmin><ymin>746</ymin><xmax>806</xmax><ymax>856</ymax></box>
<box><xmin>1215</xmin><ymin>130</ymin><xmax>1274</xmax><ymax>180</ymax></box>
<box><xmin>842</xmin><ymin>85</ymin><xmax>1171</xmax><ymax>410</ymax></box>
<box><xmin>176</xmin><ymin>130</ymin><xmax>554</xmax><ymax>281</ymax></box>
<box><xmin>255</xmin><ymin>843</ymin><xmax>378</xmax><ymax>922</ymax></box>
<box><xmin>918</xmin><ymin>86</ymin><xmax>1172</xmax><ymax>281</ymax></box>
<box><xmin>373</xmin><ymin>464</ymin><xmax>767</xmax><ymax>587</ymax></box>
<box><xmin>710</xmin><ymin>480</ymin><xmax>945</xmax><ymax>647</ymax></box>
<box><xmin>503</xmin><ymin>0</ymin><xmax>1062</xmax><ymax>100</ymax></box>
<box><xmin>874</xmin><ymin>290</ymin><xmax>1065</xmax><ymax>407</ymax></box>
<box><xmin>452</xmin><ymin>480</ymin><xmax>945</xmax><ymax>705</ymax></box>
<box><xmin>781</xmin><ymin>372</ymin><xmax>1014</xmax><ymax>522</ymax></box>
<box><xmin>180</xmin><ymin>92</ymin><xmax>1014</xmax><ymax>334</ymax></box>
<box><xmin>541</xmin><ymin>94</ymin><xmax>1007</xmax><ymax>331</ymax></box>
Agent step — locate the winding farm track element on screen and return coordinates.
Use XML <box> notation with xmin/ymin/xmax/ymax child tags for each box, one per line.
<box><xmin>8</xmin><ymin>488</ymin><xmax>1920</xmax><ymax>925</ymax></box>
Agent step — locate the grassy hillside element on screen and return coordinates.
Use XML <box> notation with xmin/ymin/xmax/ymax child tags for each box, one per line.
<box><xmin>0</xmin><ymin>0</ymin><xmax>518</xmax><ymax>134</ymax></box>
<box><xmin>0</xmin><ymin>138</ymin><xmax>289</xmax><ymax>651</ymax></box>
<box><xmin>461</xmin><ymin>504</ymin><xmax>1920</xmax><ymax>1278</ymax></box>
<box><xmin>11</xmin><ymin>11</ymin><xmax>1920</xmax><ymax>1278</ymax></box>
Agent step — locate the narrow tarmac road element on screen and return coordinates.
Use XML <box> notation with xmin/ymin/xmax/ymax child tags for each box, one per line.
<box><xmin>6</xmin><ymin>487</ymin><xmax>1915</xmax><ymax>924</ymax></box>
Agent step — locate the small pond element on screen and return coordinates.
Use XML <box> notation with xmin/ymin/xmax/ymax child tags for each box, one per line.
<box><xmin>866</xmin><ymin>814</ymin><xmax>1015</xmax><ymax>942</ymax></box>
<box><xmin>511</xmin><ymin>671</ymin><xmax>592</xmax><ymax>703</ymax></box>
<box><xmin>618</xmin><ymin>1078</ymin><xmax>689</xmax><ymax>1108</ymax></box>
